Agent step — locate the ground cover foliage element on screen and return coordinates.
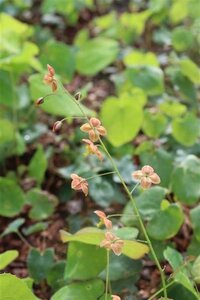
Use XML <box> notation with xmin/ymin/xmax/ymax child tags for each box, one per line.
<box><xmin>0</xmin><ymin>0</ymin><xmax>200</xmax><ymax>299</ymax></box>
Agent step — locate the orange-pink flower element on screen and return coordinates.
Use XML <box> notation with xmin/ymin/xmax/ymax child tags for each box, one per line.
<box><xmin>43</xmin><ymin>64</ymin><xmax>57</xmax><ymax>92</ymax></box>
<box><xmin>132</xmin><ymin>165</ymin><xmax>160</xmax><ymax>189</ymax></box>
<box><xmin>94</xmin><ymin>210</ymin><xmax>112</xmax><ymax>230</ymax></box>
<box><xmin>80</xmin><ymin>118</ymin><xmax>106</xmax><ymax>142</ymax></box>
<box><xmin>112</xmin><ymin>295</ymin><xmax>121</xmax><ymax>300</ymax></box>
<box><xmin>82</xmin><ymin>139</ymin><xmax>103</xmax><ymax>161</ymax></box>
<box><xmin>100</xmin><ymin>232</ymin><xmax>124</xmax><ymax>256</ymax></box>
<box><xmin>71</xmin><ymin>173</ymin><xmax>88</xmax><ymax>196</ymax></box>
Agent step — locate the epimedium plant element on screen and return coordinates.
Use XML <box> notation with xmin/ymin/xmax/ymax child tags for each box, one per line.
<box><xmin>32</xmin><ymin>65</ymin><xmax>199</xmax><ymax>300</ymax></box>
<box><xmin>0</xmin><ymin>1</ymin><xmax>200</xmax><ymax>299</ymax></box>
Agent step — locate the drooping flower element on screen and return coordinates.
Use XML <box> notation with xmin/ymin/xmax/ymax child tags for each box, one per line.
<box><xmin>52</xmin><ymin>121</ymin><xmax>62</xmax><ymax>132</ymax></box>
<box><xmin>112</xmin><ymin>295</ymin><xmax>121</xmax><ymax>300</ymax></box>
<box><xmin>82</xmin><ymin>139</ymin><xmax>103</xmax><ymax>161</ymax></box>
<box><xmin>100</xmin><ymin>232</ymin><xmax>124</xmax><ymax>256</ymax></box>
<box><xmin>132</xmin><ymin>165</ymin><xmax>160</xmax><ymax>189</ymax></box>
<box><xmin>80</xmin><ymin>118</ymin><xmax>106</xmax><ymax>142</ymax></box>
<box><xmin>43</xmin><ymin>64</ymin><xmax>57</xmax><ymax>92</ymax></box>
<box><xmin>94</xmin><ymin>210</ymin><xmax>112</xmax><ymax>230</ymax></box>
<box><xmin>71</xmin><ymin>173</ymin><xmax>88</xmax><ymax>196</ymax></box>
<box><xmin>35</xmin><ymin>97</ymin><xmax>44</xmax><ymax>106</ymax></box>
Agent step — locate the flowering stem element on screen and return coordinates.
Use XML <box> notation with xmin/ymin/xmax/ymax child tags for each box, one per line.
<box><xmin>148</xmin><ymin>280</ymin><xmax>174</xmax><ymax>300</ymax></box>
<box><xmin>130</xmin><ymin>182</ymin><xmax>140</xmax><ymax>194</ymax></box>
<box><xmin>98</xmin><ymin>138</ymin><xmax>168</xmax><ymax>299</ymax></box>
<box><xmin>86</xmin><ymin>171</ymin><xmax>116</xmax><ymax>181</ymax></box>
<box><xmin>62</xmin><ymin>87</ymin><xmax>168</xmax><ymax>299</ymax></box>
<box><xmin>105</xmin><ymin>250</ymin><xmax>110</xmax><ymax>300</ymax></box>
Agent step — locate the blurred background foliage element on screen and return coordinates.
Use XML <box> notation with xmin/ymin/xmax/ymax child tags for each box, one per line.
<box><xmin>0</xmin><ymin>0</ymin><xmax>200</xmax><ymax>299</ymax></box>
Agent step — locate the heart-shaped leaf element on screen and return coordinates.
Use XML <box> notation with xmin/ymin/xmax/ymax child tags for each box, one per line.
<box><xmin>100</xmin><ymin>94</ymin><xmax>143</xmax><ymax>146</ymax></box>
<box><xmin>0</xmin><ymin>178</ymin><xmax>25</xmax><ymax>217</ymax></box>
<box><xmin>147</xmin><ymin>204</ymin><xmax>184</xmax><ymax>240</ymax></box>
<box><xmin>60</xmin><ymin>227</ymin><xmax>149</xmax><ymax>259</ymax></box>
<box><xmin>171</xmin><ymin>155</ymin><xmax>200</xmax><ymax>204</ymax></box>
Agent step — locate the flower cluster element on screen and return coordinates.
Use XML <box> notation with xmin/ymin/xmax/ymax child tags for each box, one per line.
<box><xmin>100</xmin><ymin>231</ymin><xmax>124</xmax><ymax>256</ymax></box>
<box><xmin>71</xmin><ymin>174</ymin><xmax>88</xmax><ymax>196</ymax></box>
<box><xmin>132</xmin><ymin>165</ymin><xmax>160</xmax><ymax>189</ymax></box>
<box><xmin>44</xmin><ymin>64</ymin><xmax>57</xmax><ymax>92</ymax></box>
<box><xmin>82</xmin><ymin>139</ymin><xmax>103</xmax><ymax>161</ymax></box>
<box><xmin>94</xmin><ymin>211</ymin><xmax>124</xmax><ymax>256</ymax></box>
<box><xmin>80</xmin><ymin>117</ymin><xmax>106</xmax><ymax>142</ymax></box>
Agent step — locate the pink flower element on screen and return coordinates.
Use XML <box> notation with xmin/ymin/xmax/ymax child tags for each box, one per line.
<box><xmin>112</xmin><ymin>295</ymin><xmax>121</xmax><ymax>300</ymax></box>
<box><xmin>132</xmin><ymin>165</ymin><xmax>160</xmax><ymax>189</ymax></box>
<box><xmin>100</xmin><ymin>232</ymin><xmax>124</xmax><ymax>256</ymax></box>
<box><xmin>43</xmin><ymin>64</ymin><xmax>57</xmax><ymax>92</ymax></box>
<box><xmin>71</xmin><ymin>174</ymin><xmax>88</xmax><ymax>196</ymax></box>
<box><xmin>82</xmin><ymin>139</ymin><xmax>103</xmax><ymax>161</ymax></box>
<box><xmin>94</xmin><ymin>210</ymin><xmax>112</xmax><ymax>230</ymax></box>
<box><xmin>80</xmin><ymin>118</ymin><xmax>106</xmax><ymax>142</ymax></box>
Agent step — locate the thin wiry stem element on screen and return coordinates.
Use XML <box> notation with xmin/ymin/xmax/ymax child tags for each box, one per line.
<box><xmin>105</xmin><ymin>250</ymin><xmax>110</xmax><ymax>300</ymax></box>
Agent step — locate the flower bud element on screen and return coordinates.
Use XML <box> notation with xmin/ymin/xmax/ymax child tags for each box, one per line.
<box><xmin>53</xmin><ymin>121</ymin><xmax>62</xmax><ymax>132</ymax></box>
<box><xmin>35</xmin><ymin>97</ymin><xmax>44</xmax><ymax>105</ymax></box>
<box><xmin>47</xmin><ymin>64</ymin><xmax>55</xmax><ymax>76</ymax></box>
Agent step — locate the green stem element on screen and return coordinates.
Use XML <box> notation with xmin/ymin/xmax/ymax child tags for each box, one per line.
<box><xmin>148</xmin><ymin>280</ymin><xmax>174</xmax><ymax>300</ymax></box>
<box><xmin>105</xmin><ymin>250</ymin><xmax>110</xmax><ymax>300</ymax></box>
<box><xmin>17</xmin><ymin>231</ymin><xmax>33</xmax><ymax>248</ymax></box>
<box><xmin>62</xmin><ymin>87</ymin><xmax>168</xmax><ymax>299</ymax></box>
<box><xmin>86</xmin><ymin>171</ymin><xmax>116</xmax><ymax>181</ymax></box>
<box><xmin>130</xmin><ymin>182</ymin><xmax>140</xmax><ymax>194</ymax></box>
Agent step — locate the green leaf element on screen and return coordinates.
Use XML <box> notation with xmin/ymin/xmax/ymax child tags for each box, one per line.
<box><xmin>168</xmin><ymin>283</ymin><xmax>199</xmax><ymax>300</ymax></box>
<box><xmin>0</xmin><ymin>178</ymin><xmax>25</xmax><ymax>217</ymax></box>
<box><xmin>29</xmin><ymin>74</ymin><xmax>93</xmax><ymax>117</ymax></box>
<box><xmin>147</xmin><ymin>204</ymin><xmax>184</xmax><ymax>240</ymax></box>
<box><xmin>180</xmin><ymin>59</ymin><xmax>200</xmax><ymax>84</ymax></box>
<box><xmin>22</xmin><ymin>222</ymin><xmax>49</xmax><ymax>236</ymax></box>
<box><xmin>89</xmin><ymin>177</ymin><xmax>115</xmax><ymax>207</ymax></box>
<box><xmin>40</xmin><ymin>40</ymin><xmax>75</xmax><ymax>81</ymax></box>
<box><xmin>1</xmin><ymin>218</ymin><xmax>25</xmax><ymax>237</ymax></box>
<box><xmin>123</xmin><ymin>50</ymin><xmax>159</xmax><ymax>67</ymax></box>
<box><xmin>51</xmin><ymin>279</ymin><xmax>104</xmax><ymax>300</ymax></box>
<box><xmin>171</xmin><ymin>155</ymin><xmax>200</xmax><ymax>204</ymax></box>
<box><xmin>159</xmin><ymin>101</ymin><xmax>187</xmax><ymax>118</ymax></box>
<box><xmin>172</xmin><ymin>113</ymin><xmax>200</xmax><ymax>146</ymax></box>
<box><xmin>0</xmin><ymin>273</ymin><xmax>38</xmax><ymax>300</ymax></box>
<box><xmin>26</xmin><ymin>189</ymin><xmax>57</xmax><ymax>220</ymax></box>
<box><xmin>27</xmin><ymin>248</ymin><xmax>54</xmax><ymax>283</ymax></box>
<box><xmin>142</xmin><ymin>110</ymin><xmax>167</xmax><ymax>138</ymax></box>
<box><xmin>100</xmin><ymin>252</ymin><xmax>142</xmax><ymax>281</ymax></box>
<box><xmin>125</xmin><ymin>66</ymin><xmax>164</xmax><ymax>96</ymax></box>
<box><xmin>172</xmin><ymin>27</ymin><xmax>194</xmax><ymax>52</ymax></box>
<box><xmin>190</xmin><ymin>205</ymin><xmax>200</xmax><ymax>241</ymax></box>
<box><xmin>0</xmin><ymin>71</ymin><xmax>15</xmax><ymax>107</ymax></box>
<box><xmin>100</xmin><ymin>94</ymin><xmax>143</xmax><ymax>146</ymax></box>
<box><xmin>47</xmin><ymin>261</ymin><xmax>66</xmax><ymax>291</ymax></box>
<box><xmin>191</xmin><ymin>256</ymin><xmax>200</xmax><ymax>284</ymax></box>
<box><xmin>164</xmin><ymin>247</ymin><xmax>198</xmax><ymax>297</ymax></box>
<box><xmin>76</xmin><ymin>37</ymin><xmax>119</xmax><ymax>75</ymax></box>
<box><xmin>0</xmin><ymin>119</ymin><xmax>15</xmax><ymax>144</ymax></box>
<box><xmin>0</xmin><ymin>250</ymin><xmax>19</xmax><ymax>270</ymax></box>
<box><xmin>28</xmin><ymin>145</ymin><xmax>47</xmax><ymax>184</ymax></box>
<box><xmin>65</xmin><ymin>242</ymin><xmax>107</xmax><ymax>280</ymax></box>
<box><xmin>135</xmin><ymin>186</ymin><xmax>167</xmax><ymax>220</ymax></box>
<box><xmin>60</xmin><ymin>227</ymin><xmax>149</xmax><ymax>259</ymax></box>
